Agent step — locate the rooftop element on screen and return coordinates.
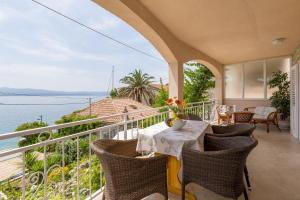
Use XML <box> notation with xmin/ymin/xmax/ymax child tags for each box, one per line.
<box><xmin>78</xmin><ymin>98</ymin><xmax>158</xmax><ymax>123</ymax></box>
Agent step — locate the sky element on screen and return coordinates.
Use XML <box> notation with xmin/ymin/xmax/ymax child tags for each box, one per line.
<box><xmin>0</xmin><ymin>0</ymin><xmax>168</xmax><ymax>92</ymax></box>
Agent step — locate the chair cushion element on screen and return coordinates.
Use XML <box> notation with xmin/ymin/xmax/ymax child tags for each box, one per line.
<box><xmin>217</xmin><ymin>105</ymin><xmax>229</xmax><ymax>113</ymax></box>
<box><xmin>253</xmin><ymin>114</ymin><xmax>267</xmax><ymax>120</ymax></box>
<box><xmin>254</xmin><ymin>107</ymin><xmax>266</xmax><ymax>116</ymax></box>
<box><xmin>254</xmin><ymin>107</ymin><xmax>276</xmax><ymax>118</ymax></box>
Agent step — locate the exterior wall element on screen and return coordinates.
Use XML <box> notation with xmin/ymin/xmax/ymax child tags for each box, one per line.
<box><xmin>223</xmin><ymin>99</ymin><xmax>271</xmax><ymax>109</ymax></box>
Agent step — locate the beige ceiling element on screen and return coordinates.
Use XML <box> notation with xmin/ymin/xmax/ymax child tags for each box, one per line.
<box><xmin>139</xmin><ymin>0</ymin><xmax>300</xmax><ymax>64</ymax></box>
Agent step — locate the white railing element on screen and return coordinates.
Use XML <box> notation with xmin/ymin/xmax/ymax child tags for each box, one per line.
<box><xmin>0</xmin><ymin>101</ymin><xmax>215</xmax><ymax>200</ymax></box>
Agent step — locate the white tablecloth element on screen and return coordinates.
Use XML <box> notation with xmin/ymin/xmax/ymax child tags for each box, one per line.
<box><xmin>136</xmin><ymin>120</ymin><xmax>210</xmax><ymax>159</ymax></box>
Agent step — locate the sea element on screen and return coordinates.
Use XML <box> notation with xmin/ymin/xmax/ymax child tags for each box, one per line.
<box><xmin>0</xmin><ymin>95</ymin><xmax>105</xmax><ymax>151</ymax></box>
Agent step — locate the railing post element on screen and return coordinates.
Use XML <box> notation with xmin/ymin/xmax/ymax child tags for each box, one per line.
<box><xmin>22</xmin><ymin>151</ymin><xmax>26</xmax><ymax>199</ymax></box>
<box><xmin>202</xmin><ymin>102</ymin><xmax>205</xmax><ymax>120</ymax></box>
<box><xmin>124</xmin><ymin>113</ymin><xmax>128</xmax><ymax>140</ymax></box>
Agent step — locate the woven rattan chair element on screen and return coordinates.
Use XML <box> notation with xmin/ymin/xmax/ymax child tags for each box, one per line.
<box><xmin>233</xmin><ymin>112</ymin><xmax>254</xmax><ymax>124</ymax></box>
<box><xmin>216</xmin><ymin>105</ymin><xmax>232</xmax><ymax>124</ymax></box>
<box><xmin>244</xmin><ymin>106</ymin><xmax>280</xmax><ymax>133</ymax></box>
<box><xmin>91</xmin><ymin>139</ymin><xmax>168</xmax><ymax>200</ymax></box>
<box><xmin>211</xmin><ymin>123</ymin><xmax>256</xmax><ymax>189</ymax></box>
<box><xmin>211</xmin><ymin>123</ymin><xmax>256</xmax><ymax>137</ymax></box>
<box><xmin>182</xmin><ymin>136</ymin><xmax>258</xmax><ymax>200</ymax></box>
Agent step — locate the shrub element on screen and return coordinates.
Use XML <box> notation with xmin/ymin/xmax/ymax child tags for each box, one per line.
<box><xmin>16</xmin><ymin>121</ymin><xmax>48</xmax><ymax>147</ymax></box>
<box><xmin>55</xmin><ymin>113</ymin><xmax>104</xmax><ymax>137</ymax></box>
<box><xmin>268</xmin><ymin>71</ymin><xmax>290</xmax><ymax>120</ymax></box>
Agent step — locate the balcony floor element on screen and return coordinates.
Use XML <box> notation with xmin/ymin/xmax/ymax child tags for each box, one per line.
<box><xmin>97</xmin><ymin>124</ymin><xmax>300</xmax><ymax>200</ymax></box>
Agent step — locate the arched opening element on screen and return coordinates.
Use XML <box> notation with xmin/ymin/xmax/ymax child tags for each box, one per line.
<box><xmin>183</xmin><ymin>59</ymin><xmax>223</xmax><ymax>104</ymax></box>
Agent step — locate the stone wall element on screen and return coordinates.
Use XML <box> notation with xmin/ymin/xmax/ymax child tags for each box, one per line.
<box><xmin>292</xmin><ymin>45</ymin><xmax>300</xmax><ymax>65</ymax></box>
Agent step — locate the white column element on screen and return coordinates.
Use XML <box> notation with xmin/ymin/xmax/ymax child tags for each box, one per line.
<box><xmin>168</xmin><ymin>62</ymin><xmax>184</xmax><ymax>100</ymax></box>
<box><xmin>214</xmin><ymin>76</ymin><xmax>223</xmax><ymax>104</ymax></box>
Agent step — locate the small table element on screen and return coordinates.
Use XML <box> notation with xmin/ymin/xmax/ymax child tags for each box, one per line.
<box><xmin>136</xmin><ymin>120</ymin><xmax>210</xmax><ymax>200</ymax></box>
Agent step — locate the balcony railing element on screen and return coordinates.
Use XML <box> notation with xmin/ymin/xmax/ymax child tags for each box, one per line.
<box><xmin>0</xmin><ymin>101</ymin><xmax>215</xmax><ymax>200</ymax></box>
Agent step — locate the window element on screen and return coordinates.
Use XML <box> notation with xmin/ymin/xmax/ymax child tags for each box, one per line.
<box><xmin>224</xmin><ymin>57</ymin><xmax>290</xmax><ymax>99</ymax></box>
<box><xmin>224</xmin><ymin>64</ymin><xmax>243</xmax><ymax>98</ymax></box>
<box><xmin>266</xmin><ymin>58</ymin><xmax>290</xmax><ymax>98</ymax></box>
<box><xmin>244</xmin><ymin>61</ymin><xmax>264</xmax><ymax>98</ymax></box>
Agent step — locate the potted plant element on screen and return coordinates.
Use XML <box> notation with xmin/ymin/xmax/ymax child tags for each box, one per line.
<box><xmin>268</xmin><ymin>71</ymin><xmax>290</xmax><ymax>129</ymax></box>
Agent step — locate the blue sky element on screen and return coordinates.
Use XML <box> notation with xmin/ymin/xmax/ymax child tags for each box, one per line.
<box><xmin>0</xmin><ymin>0</ymin><xmax>168</xmax><ymax>92</ymax></box>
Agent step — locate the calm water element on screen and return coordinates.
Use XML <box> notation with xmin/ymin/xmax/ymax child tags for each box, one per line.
<box><xmin>0</xmin><ymin>96</ymin><xmax>104</xmax><ymax>150</ymax></box>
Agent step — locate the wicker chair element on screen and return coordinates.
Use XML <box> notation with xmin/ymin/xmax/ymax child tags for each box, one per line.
<box><xmin>210</xmin><ymin>123</ymin><xmax>256</xmax><ymax>190</ymax></box>
<box><xmin>91</xmin><ymin>139</ymin><xmax>168</xmax><ymax>200</ymax></box>
<box><xmin>216</xmin><ymin>105</ymin><xmax>232</xmax><ymax>124</ymax></box>
<box><xmin>244</xmin><ymin>106</ymin><xmax>280</xmax><ymax>133</ymax></box>
<box><xmin>211</xmin><ymin>123</ymin><xmax>256</xmax><ymax>137</ymax></box>
<box><xmin>182</xmin><ymin>136</ymin><xmax>258</xmax><ymax>200</ymax></box>
<box><xmin>233</xmin><ymin>112</ymin><xmax>254</xmax><ymax>124</ymax></box>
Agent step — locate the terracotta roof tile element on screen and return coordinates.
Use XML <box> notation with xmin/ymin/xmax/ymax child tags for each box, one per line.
<box><xmin>78</xmin><ymin>98</ymin><xmax>158</xmax><ymax>123</ymax></box>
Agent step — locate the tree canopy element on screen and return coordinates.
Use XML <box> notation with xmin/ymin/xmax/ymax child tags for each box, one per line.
<box><xmin>16</xmin><ymin>121</ymin><xmax>48</xmax><ymax>147</ymax></box>
<box><xmin>153</xmin><ymin>78</ymin><xmax>168</xmax><ymax>107</ymax></box>
<box><xmin>119</xmin><ymin>69</ymin><xmax>155</xmax><ymax>105</ymax></box>
<box><xmin>184</xmin><ymin>62</ymin><xmax>215</xmax><ymax>103</ymax></box>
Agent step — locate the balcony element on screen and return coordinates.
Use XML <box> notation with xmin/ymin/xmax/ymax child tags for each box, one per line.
<box><xmin>1</xmin><ymin>1</ymin><xmax>300</xmax><ymax>200</ymax></box>
<box><xmin>0</xmin><ymin>102</ymin><xmax>213</xmax><ymax>200</ymax></box>
<box><xmin>0</xmin><ymin>101</ymin><xmax>299</xmax><ymax>200</ymax></box>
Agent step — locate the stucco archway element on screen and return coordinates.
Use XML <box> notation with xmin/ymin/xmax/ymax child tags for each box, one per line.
<box><xmin>184</xmin><ymin>59</ymin><xmax>223</xmax><ymax>103</ymax></box>
<box><xmin>93</xmin><ymin>0</ymin><xmax>223</xmax><ymax>102</ymax></box>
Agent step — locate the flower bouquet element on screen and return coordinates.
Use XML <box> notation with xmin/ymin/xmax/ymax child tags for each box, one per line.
<box><xmin>165</xmin><ymin>97</ymin><xmax>186</xmax><ymax>130</ymax></box>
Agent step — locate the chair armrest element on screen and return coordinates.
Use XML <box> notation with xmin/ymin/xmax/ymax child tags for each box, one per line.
<box><xmin>91</xmin><ymin>139</ymin><xmax>140</xmax><ymax>157</ymax></box>
<box><xmin>267</xmin><ymin>111</ymin><xmax>277</xmax><ymax>121</ymax></box>
<box><xmin>204</xmin><ymin>135</ymin><xmax>237</xmax><ymax>151</ymax></box>
<box><xmin>210</xmin><ymin>131</ymin><xmax>240</xmax><ymax>137</ymax></box>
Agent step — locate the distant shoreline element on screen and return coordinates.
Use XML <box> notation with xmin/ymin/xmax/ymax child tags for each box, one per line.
<box><xmin>0</xmin><ymin>94</ymin><xmax>107</xmax><ymax>96</ymax></box>
<box><xmin>0</xmin><ymin>87</ymin><xmax>107</xmax><ymax>97</ymax></box>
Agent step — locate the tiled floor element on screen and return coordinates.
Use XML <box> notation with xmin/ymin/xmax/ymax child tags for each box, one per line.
<box><xmin>97</xmin><ymin>124</ymin><xmax>300</xmax><ymax>200</ymax></box>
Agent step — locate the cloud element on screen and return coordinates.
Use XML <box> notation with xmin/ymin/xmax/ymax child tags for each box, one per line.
<box><xmin>0</xmin><ymin>63</ymin><xmax>107</xmax><ymax>91</ymax></box>
<box><xmin>37</xmin><ymin>0</ymin><xmax>76</xmax><ymax>13</ymax></box>
<box><xmin>0</xmin><ymin>34</ymin><xmax>112</xmax><ymax>62</ymax></box>
<box><xmin>87</xmin><ymin>16</ymin><xmax>121</xmax><ymax>31</ymax></box>
<box><xmin>0</xmin><ymin>0</ymin><xmax>168</xmax><ymax>91</ymax></box>
<box><xmin>0</xmin><ymin>10</ymin><xmax>5</xmax><ymax>23</ymax></box>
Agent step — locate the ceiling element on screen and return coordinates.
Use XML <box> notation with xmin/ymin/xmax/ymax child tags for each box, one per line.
<box><xmin>139</xmin><ymin>0</ymin><xmax>300</xmax><ymax>64</ymax></box>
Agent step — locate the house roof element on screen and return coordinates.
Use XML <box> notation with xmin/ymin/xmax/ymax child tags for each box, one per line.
<box><xmin>77</xmin><ymin>98</ymin><xmax>158</xmax><ymax>123</ymax></box>
<box><xmin>150</xmin><ymin>83</ymin><xmax>168</xmax><ymax>91</ymax></box>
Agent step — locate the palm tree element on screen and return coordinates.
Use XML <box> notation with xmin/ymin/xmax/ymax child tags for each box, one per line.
<box><xmin>119</xmin><ymin>69</ymin><xmax>155</xmax><ymax>104</ymax></box>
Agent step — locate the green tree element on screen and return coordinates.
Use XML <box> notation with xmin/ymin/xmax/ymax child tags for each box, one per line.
<box><xmin>55</xmin><ymin>113</ymin><xmax>104</xmax><ymax>137</ymax></box>
<box><xmin>184</xmin><ymin>62</ymin><xmax>215</xmax><ymax>103</ymax></box>
<box><xmin>153</xmin><ymin>78</ymin><xmax>169</xmax><ymax>107</ymax></box>
<box><xmin>268</xmin><ymin>71</ymin><xmax>290</xmax><ymax>120</ymax></box>
<box><xmin>16</xmin><ymin>121</ymin><xmax>48</xmax><ymax>147</ymax></box>
<box><xmin>119</xmin><ymin>69</ymin><xmax>155</xmax><ymax>104</ymax></box>
<box><xmin>109</xmin><ymin>88</ymin><xmax>118</xmax><ymax>98</ymax></box>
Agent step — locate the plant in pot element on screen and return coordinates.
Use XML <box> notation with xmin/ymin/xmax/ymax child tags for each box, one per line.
<box><xmin>268</xmin><ymin>71</ymin><xmax>290</xmax><ymax>129</ymax></box>
<box><xmin>165</xmin><ymin>97</ymin><xmax>186</xmax><ymax>130</ymax></box>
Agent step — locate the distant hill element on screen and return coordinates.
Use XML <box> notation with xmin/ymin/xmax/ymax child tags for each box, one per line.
<box><xmin>0</xmin><ymin>87</ymin><xmax>107</xmax><ymax>96</ymax></box>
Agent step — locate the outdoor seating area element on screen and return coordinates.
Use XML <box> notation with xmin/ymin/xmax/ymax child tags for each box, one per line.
<box><xmin>91</xmin><ymin>118</ymin><xmax>259</xmax><ymax>200</ymax></box>
<box><xmin>1</xmin><ymin>1</ymin><xmax>300</xmax><ymax>200</ymax></box>
<box><xmin>91</xmin><ymin>124</ymin><xmax>300</xmax><ymax>200</ymax></box>
<box><xmin>216</xmin><ymin>105</ymin><xmax>280</xmax><ymax>133</ymax></box>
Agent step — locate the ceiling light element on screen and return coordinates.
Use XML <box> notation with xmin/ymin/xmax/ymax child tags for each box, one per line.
<box><xmin>272</xmin><ymin>37</ymin><xmax>286</xmax><ymax>45</ymax></box>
